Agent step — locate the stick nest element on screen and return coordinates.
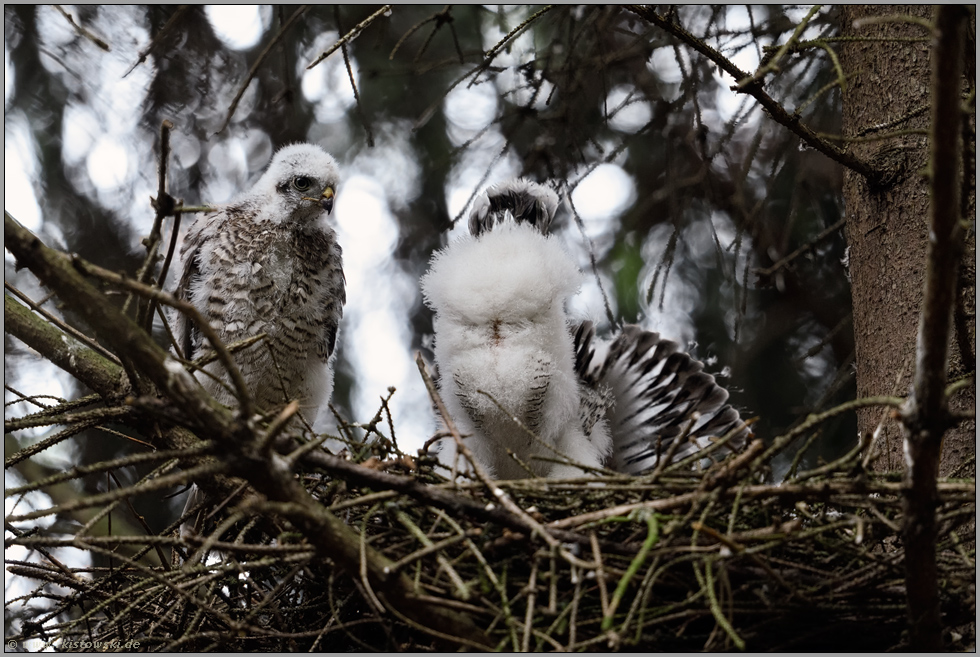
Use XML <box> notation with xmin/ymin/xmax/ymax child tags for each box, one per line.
<box><xmin>5</xmin><ymin>399</ymin><xmax>976</xmax><ymax>652</ymax></box>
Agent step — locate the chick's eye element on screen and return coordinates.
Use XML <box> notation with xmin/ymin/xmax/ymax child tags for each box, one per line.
<box><xmin>293</xmin><ymin>176</ymin><xmax>312</xmax><ymax>191</ymax></box>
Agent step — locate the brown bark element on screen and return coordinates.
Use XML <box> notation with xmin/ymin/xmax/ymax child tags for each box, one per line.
<box><xmin>839</xmin><ymin>5</ymin><xmax>975</xmax><ymax>478</ymax></box>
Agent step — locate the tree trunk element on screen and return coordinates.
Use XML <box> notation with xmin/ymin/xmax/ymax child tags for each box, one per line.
<box><xmin>839</xmin><ymin>5</ymin><xmax>975</xmax><ymax>479</ymax></box>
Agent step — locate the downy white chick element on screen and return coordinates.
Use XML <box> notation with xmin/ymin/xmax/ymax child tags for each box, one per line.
<box><xmin>422</xmin><ymin>179</ymin><xmax>747</xmax><ymax>480</ymax></box>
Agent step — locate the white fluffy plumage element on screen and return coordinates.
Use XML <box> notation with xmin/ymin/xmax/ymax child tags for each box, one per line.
<box><xmin>422</xmin><ymin>179</ymin><xmax>748</xmax><ymax>480</ymax></box>
<box><xmin>422</xmin><ymin>180</ymin><xmax>612</xmax><ymax>479</ymax></box>
<box><xmin>175</xmin><ymin>143</ymin><xmax>345</xmax><ymax>426</ymax></box>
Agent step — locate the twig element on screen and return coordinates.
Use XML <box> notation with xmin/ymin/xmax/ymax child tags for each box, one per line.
<box><xmin>626</xmin><ymin>5</ymin><xmax>884</xmax><ymax>183</ymax></box>
<box><xmin>449</xmin><ymin>140</ymin><xmax>510</xmax><ymax>227</ymax></box>
<box><xmin>394</xmin><ymin>509</ymin><xmax>470</xmax><ymax>600</ymax></box>
<box><xmin>602</xmin><ymin>512</ymin><xmax>659</xmax><ymax>631</ymax></box>
<box><xmin>306</xmin><ymin>5</ymin><xmax>392</xmax><ymax>70</ymax></box>
<box><xmin>389</xmin><ymin>6</ymin><xmax>443</xmax><ymax>60</ymax></box>
<box><xmin>335</xmin><ymin>6</ymin><xmax>374</xmax><ymax>147</ymax></box>
<box><xmin>755</xmin><ymin>218</ymin><xmax>846</xmax><ymax>276</ymax></box>
<box><xmin>565</xmin><ymin>188</ymin><xmax>616</xmax><ymax>327</ymax></box>
<box><xmin>412</xmin><ymin>62</ymin><xmax>485</xmax><ymax>131</ymax></box>
<box><xmin>815</xmin><ymin>127</ymin><xmax>929</xmax><ymax>143</ymax></box>
<box><xmin>764</xmin><ymin>35</ymin><xmax>931</xmax><ymax>53</ymax></box>
<box><xmin>738</xmin><ymin>5</ymin><xmax>823</xmax><ymax>89</ymax></box>
<box><xmin>852</xmin><ymin>13</ymin><xmax>936</xmax><ymax>34</ymax></box>
<box><xmin>217</xmin><ymin>5</ymin><xmax>310</xmax><ymax>134</ymax></box>
<box><xmin>172</xmin><ymin>204</ymin><xmax>216</xmax><ymax>213</ymax></box>
<box><xmin>754</xmin><ymin>395</ymin><xmax>904</xmax><ymax>470</ymax></box>
<box><xmin>148</xmin><ymin>208</ymin><xmax>182</xmax><ymax>336</ymax></box>
<box><xmin>124</xmin><ymin>5</ymin><xmax>189</xmax><ymax>77</ymax></box>
<box><xmin>483</xmin><ymin>5</ymin><xmax>556</xmax><ymax>63</ymax></box>
<box><xmin>6</xmin><ymin>445</ymin><xmax>210</xmax><ymax>497</ymax></box>
<box><xmin>4</xmin><ymin>404</ymin><xmax>132</xmax><ymax>435</ymax></box>
<box><xmin>53</xmin><ymin>5</ymin><xmax>110</xmax><ymax>51</ymax></box>
<box><xmin>857</xmin><ymin>103</ymin><xmax>930</xmax><ymax>136</ymax></box>
<box><xmin>6</xmin><ymin>461</ymin><xmax>226</xmax><ymax>523</ymax></box>
<box><xmin>3</xmin><ymin>392</ymin><xmax>99</xmax><ymax>424</ymax></box>
<box><xmin>5</xmin><ymin>417</ymin><xmax>103</xmax><ymax>469</ymax></box>
<box><xmin>386</xmin><ymin>529</ymin><xmax>475</xmax><ymax>576</ymax></box>
<box><xmin>695</xmin><ymin>559</ymin><xmax>744</xmax><ymax>650</ymax></box>
<box><xmin>795</xmin><ymin>314</ymin><xmax>852</xmax><ymax>365</ymax></box>
<box><xmin>138</xmin><ymin>119</ymin><xmax>176</xmax><ymax>331</ymax></box>
<box><xmin>794</xmin><ymin>69</ymin><xmax>857</xmax><ymax>118</ymax></box>
<box><xmin>358</xmin><ymin>505</ymin><xmax>387</xmax><ymax>614</ymax></box>
<box><xmin>591</xmin><ymin>531</ymin><xmax>610</xmax><ymax>625</ymax></box>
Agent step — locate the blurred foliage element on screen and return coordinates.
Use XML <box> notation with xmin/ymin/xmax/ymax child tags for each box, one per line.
<box><xmin>5</xmin><ymin>3</ymin><xmax>854</xmax><ymax>548</ymax></box>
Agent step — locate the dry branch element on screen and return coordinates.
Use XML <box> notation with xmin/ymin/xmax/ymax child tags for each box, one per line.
<box><xmin>217</xmin><ymin>5</ymin><xmax>310</xmax><ymax>135</ymax></box>
<box><xmin>4</xmin><ymin>212</ymin><xmax>492</xmax><ymax>649</ymax></box>
<box><xmin>626</xmin><ymin>5</ymin><xmax>885</xmax><ymax>183</ymax></box>
<box><xmin>900</xmin><ymin>6</ymin><xmax>970</xmax><ymax>652</ymax></box>
<box><xmin>4</xmin><ymin>291</ymin><xmax>124</xmax><ymax>398</ymax></box>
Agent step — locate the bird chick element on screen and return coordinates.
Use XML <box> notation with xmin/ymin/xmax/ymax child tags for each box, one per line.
<box><xmin>422</xmin><ymin>180</ymin><xmax>611</xmax><ymax>479</ymax></box>
<box><xmin>422</xmin><ymin>179</ymin><xmax>748</xmax><ymax>480</ymax></box>
<box><xmin>175</xmin><ymin>143</ymin><xmax>345</xmax><ymax>427</ymax></box>
<box><xmin>174</xmin><ymin>143</ymin><xmax>345</xmax><ymax>540</ymax></box>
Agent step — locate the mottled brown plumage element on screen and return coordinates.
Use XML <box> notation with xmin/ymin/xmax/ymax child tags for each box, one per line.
<box><xmin>174</xmin><ymin>143</ymin><xmax>345</xmax><ymax>426</ymax></box>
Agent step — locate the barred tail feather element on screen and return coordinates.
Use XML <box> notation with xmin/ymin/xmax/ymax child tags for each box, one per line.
<box><xmin>575</xmin><ymin>322</ymin><xmax>748</xmax><ymax>475</ymax></box>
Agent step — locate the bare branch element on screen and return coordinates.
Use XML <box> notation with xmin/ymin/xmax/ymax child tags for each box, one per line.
<box><xmin>53</xmin><ymin>5</ymin><xmax>111</xmax><ymax>51</ymax></box>
<box><xmin>306</xmin><ymin>5</ymin><xmax>392</xmax><ymax>70</ymax></box>
<box><xmin>626</xmin><ymin>5</ymin><xmax>885</xmax><ymax>183</ymax></box>
<box><xmin>483</xmin><ymin>5</ymin><xmax>556</xmax><ymax>63</ymax></box>
<box><xmin>217</xmin><ymin>5</ymin><xmax>310</xmax><ymax>134</ymax></box>
<box><xmin>900</xmin><ymin>6</ymin><xmax>969</xmax><ymax>652</ymax></box>
<box><xmin>755</xmin><ymin>218</ymin><xmax>846</xmax><ymax>277</ymax></box>
<box><xmin>124</xmin><ymin>5</ymin><xmax>189</xmax><ymax>77</ymax></box>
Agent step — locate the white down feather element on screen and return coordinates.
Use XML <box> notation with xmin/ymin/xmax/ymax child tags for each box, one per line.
<box><xmin>422</xmin><ymin>221</ymin><xmax>612</xmax><ymax>479</ymax></box>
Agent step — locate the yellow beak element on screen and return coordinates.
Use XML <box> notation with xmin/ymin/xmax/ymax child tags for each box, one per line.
<box><xmin>320</xmin><ymin>187</ymin><xmax>335</xmax><ymax>214</ymax></box>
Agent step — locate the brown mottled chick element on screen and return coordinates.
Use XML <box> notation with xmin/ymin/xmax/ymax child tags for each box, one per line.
<box><xmin>175</xmin><ymin>143</ymin><xmax>345</xmax><ymax>427</ymax></box>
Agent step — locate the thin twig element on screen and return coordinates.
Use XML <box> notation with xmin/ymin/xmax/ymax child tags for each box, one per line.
<box><xmin>124</xmin><ymin>5</ymin><xmax>189</xmax><ymax>77</ymax></box>
<box><xmin>306</xmin><ymin>5</ymin><xmax>392</xmax><ymax>70</ymax></box>
<box><xmin>336</xmin><ymin>7</ymin><xmax>374</xmax><ymax>147</ymax></box>
<box><xmin>483</xmin><ymin>5</ymin><xmax>556</xmax><ymax>63</ymax></box>
<box><xmin>738</xmin><ymin>5</ymin><xmax>822</xmax><ymax>89</ymax></box>
<box><xmin>53</xmin><ymin>5</ymin><xmax>110</xmax><ymax>51</ymax></box>
<box><xmin>217</xmin><ymin>5</ymin><xmax>310</xmax><ymax>134</ymax></box>
<box><xmin>626</xmin><ymin>5</ymin><xmax>884</xmax><ymax>183</ymax></box>
<box><xmin>138</xmin><ymin>119</ymin><xmax>176</xmax><ymax>331</ymax></box>
<box><xmin>755</xmin><ymin>218</ymin><xmax>846</xmax><ymax>276</ymax></box>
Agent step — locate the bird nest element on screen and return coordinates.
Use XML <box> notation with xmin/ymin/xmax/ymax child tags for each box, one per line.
<box><xmin>5</xmin><ymin>389</ymin><xmax>975</xmax><ymax>653</ymax></box>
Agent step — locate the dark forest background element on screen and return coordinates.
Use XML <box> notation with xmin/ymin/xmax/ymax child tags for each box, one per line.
<box><xmin>7</xmin><ymin>6</ymin><xmax>973</xmax><ymax>649</ymax></box>
<box><xmin>5</xmin><ymin>5</ymin><xmax>855</xmax><ymax>478</ymax></box>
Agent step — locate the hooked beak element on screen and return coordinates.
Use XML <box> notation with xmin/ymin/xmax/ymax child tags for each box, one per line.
<box><xmin>320</xmin><ymin>186</ymin><xmax>335</xmax><ymax>214</ymax></box>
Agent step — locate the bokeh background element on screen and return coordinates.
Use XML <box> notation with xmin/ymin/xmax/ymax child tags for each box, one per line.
<box><xmin>5</xmin><ymin>4</ymin><xmax>855</xmax><ymax>601</ymax></box>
